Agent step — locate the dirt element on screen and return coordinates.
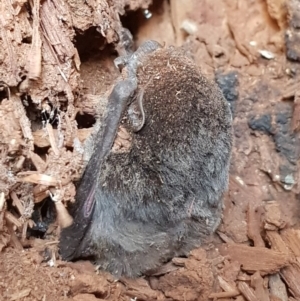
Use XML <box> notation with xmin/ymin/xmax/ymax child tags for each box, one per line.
<box><xmin>1</xmin><ymin>0</ymin><xmax>300</xmax><ymax>300</ymax></box>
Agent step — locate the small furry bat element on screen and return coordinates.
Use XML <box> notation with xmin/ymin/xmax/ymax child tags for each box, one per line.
<box><xmin>59</xmin><ymin>39</ymin><xmax>233</xmax><ymax>278</ymax></box>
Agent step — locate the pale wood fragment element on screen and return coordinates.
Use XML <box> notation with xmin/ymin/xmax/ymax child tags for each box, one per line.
<box><xmin>269</xmin><ymin>274</ymin><xmax>288</xmax><ymax>301</ymax></box>
<box><xmin>46</xmin><ymin>123</ymin><xmax>60</xmax><ymax>156</ymax></box>
<box><xmin>9</xmin><ymin>288</ymin><xmax>31</xmax><ymax>300</ymax></box>
<box><xmin>5</xmin><ymin>211</ymin><xmax>22</xmax><ymax>228</ymax></box>
<box><xmin>18</xmin><ymin>173</ymin><xmax>59</xmax><ymax>186</ymax></box>
<box><xmin>0</xmin><ymin>192</ymin><xmax>5</xmax><ymax>212</ymax></box>
<box><xmin>10</xmin><ymin>191</ymin><xmax>24</xmax><ymax>216</ymax></box>
<box><xmin>29</xmin><ymin>151</ymin><xmax>47</xmax><ymax>173</ymax></box>
<box><xmin>238</xmin><ymin>282</ymin><xmax>260</xmax><ymax>301</ymax></box>
<box><xmin>218</xmin><ymin>275</ymin><xmax>238</xmax><ymax>292</ymax></box>
<box><xmin>209</xmin><ymin>291</ymin><xmax>240</xmax><ymax>298</ymax></box>
<box><xmin>219</xmin><ymin>244</ymin><xmax>289</xmax><ymax>275</ymax></box>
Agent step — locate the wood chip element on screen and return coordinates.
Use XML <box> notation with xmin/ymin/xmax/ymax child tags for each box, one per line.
<box><xmin>266</xmin><ymin>231</ymin><xmax>290</xmax><ymax>255</ymax></box>
<box><xmin>281</xmin><ymin>229</ymin><xmax>300</xmax><ymax>257</ymax></box>
<box><xmin>0</xmin><ymin>192</ymin><xmax>5</xmax><ymax>211</ymax></box>
<box><xmin>33</xmin><ymin>128</ymin><xmax>92</xmax><ymax>148</ymax></box>
<box><xmin>251</xmin><ymin>272</ymin><xmax>269</xmax><ymax>301</ymax></box>
<box><xmin>146</xmin><ymin>262</ymin><xmax>179</xmax><ymax>276</ymax></box>
<box><xmin>264</xmin><ymin>202</ymin><xmax>286</xmax><ymax>230</ymax></box>
<box><xmin>5</xmin><ymin>211</ymin><xmax>22</xmax><ymax>228</ymax></box>
<box><xmin>270</xmin><ymin>296</ymin><xmax>284</xmax><ymax>301</ymax></box>
<box><xmin>33</xmin><ymin>189</ymin><xmax>50</xmax><ymax>203</ymax></box>
<box><xmin>46</xmin><ymin>123</ymin><xmax>60</xmax><ymax>156</ymax></box>
<box><xmin>280</xmin><ymin>263</ymin><xmax>300</xmax><ymax>299</ymax></box>
<box><xmin>210</xmin><ymin>275</ymin><xmax>240</xmax><ymax>299</ymax></box>
<box><xmin>7</xmin><ymin>222</ymin><xmax>23</xmax><ymax>250</ymax></box>
<box><xmin>238</xmin><ymin>282</ymin><xmax>260</xmax><ymax>301</ymax></box>
<box><xmin>247</xmin><ymin>202</ymin><xmax>265</xmax><ymax>247</ymax></box>
<box><xmin>269</xmin><ymin>274</ymin><xmax>288</xmax><ymax>301</ymax></box>
<box><xmin>10</xmin><ymin>288</ymin><xmax>31</xmax><ymax>300</ymax></box>
<box><xmin>10</xmin><ymin>191</ymin><xmax>24</xmax><ymax>216</ymax></box>
<box><xmin>19</xmin><ymin>173</ymin><xmax>59</xmax><ymax>186</ymax></box>
<box><xmin>21</xmin><ymin>220</ymin><xmax>28</xmax><ymax>241</ymax></box>
<box><xmin>172</xmin><ymin>257</ymin><xmax>187</xmax><ymax>266</ymax></box>
<box><xmin>28</xmin><ymin>0</ymin><xmax>42</xmax><ymax>80</ymax></box>
<box><xmin>29</xmin><ymin>151</ymin><xmax>47</xmax><ymax>173</ymax></box>
<box><xmin>219</xmin><ymin>244</ymin><xmax>289</xmax><ymax>275</ymax></box>
<box><xmin>266</xmin><ymin>229</ymin><xmax>300</xmax><ymax>298</ymax></box>
<box><xmin>11</xmin><ymin>94</ymin><xmax>34</xmax><ymax>150</ymax></box>
<box><xmin>209</xmin><ymin>291</ymin><xmax>240</xmax><ymax>299</ymax></box>
<box><xmin>119</xmin><ymin>277</ymin><xmax>160</xmax><ymax>301</ymax></box>
<box><xmin>218</xmin><ymin>275</ymin><xmax>238</xmax><ymax>292</ymax></box>
<box><xmin>218</xmin><ymin>231</ymin><xmax>235</xmax><ymax>243</ymax></box>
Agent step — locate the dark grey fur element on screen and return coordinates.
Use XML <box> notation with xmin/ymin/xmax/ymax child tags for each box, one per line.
<box><xmin>59</xmin><ymin>40</ymin><xmax>232</xmax><ymax>278</ymax></box>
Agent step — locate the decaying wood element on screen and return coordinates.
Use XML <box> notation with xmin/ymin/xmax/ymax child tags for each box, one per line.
<box><xmin>40</xmin><ymin>0</ymin><xmax>75</xmax><ymax>61</ymax></box>
<box><xmin>11</xmin><ymin>94</ymin><xmax>34</xmax><ymax>151</ymax></box>
<box><xmin>0</xmin><ymin>4</ymin><xmax>19</xmax><ymax>85</ymax></box>
<box><xmin>33</xmin><ymin>128</ymin><xmax>92</xmax><ymax>148</ymax></box>
<box><xmin>28</xmin><ymin>0</ymin><xmax>42</xmax><ymax>80</ymax></box>
<box><xmin>77</xmin><ymin>94</ymin><xmax>108</xmax><ymax>116</ymax></box>
<box><xmin>219</xmin><ymin>244</ymin><xmax>289</xmax><ymax>275</ymax></box>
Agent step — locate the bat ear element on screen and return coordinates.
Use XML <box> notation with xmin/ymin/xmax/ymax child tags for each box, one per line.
<box><xmin>127</xmin><ymin>89</ymin><xmax>145</xmax><ymax>132</ymax></box>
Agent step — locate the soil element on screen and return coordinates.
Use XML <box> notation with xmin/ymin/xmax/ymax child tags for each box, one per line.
<box><xmin>1</xmin><ymin>0</ymin><xmax>300</xmax><ymax>300</ymax></box>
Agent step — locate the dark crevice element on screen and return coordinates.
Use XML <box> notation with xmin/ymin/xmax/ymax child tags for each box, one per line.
<box><xmin>76</xmin><ymin>112</ymin><xmax>96</xmax><ymax>129</ymax></box>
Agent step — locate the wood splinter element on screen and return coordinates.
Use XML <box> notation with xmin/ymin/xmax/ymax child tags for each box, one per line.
<box><xmin>49</xmin><ymin>191</ymin><xmax>73</xmax><ymax>228</ymax></box>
